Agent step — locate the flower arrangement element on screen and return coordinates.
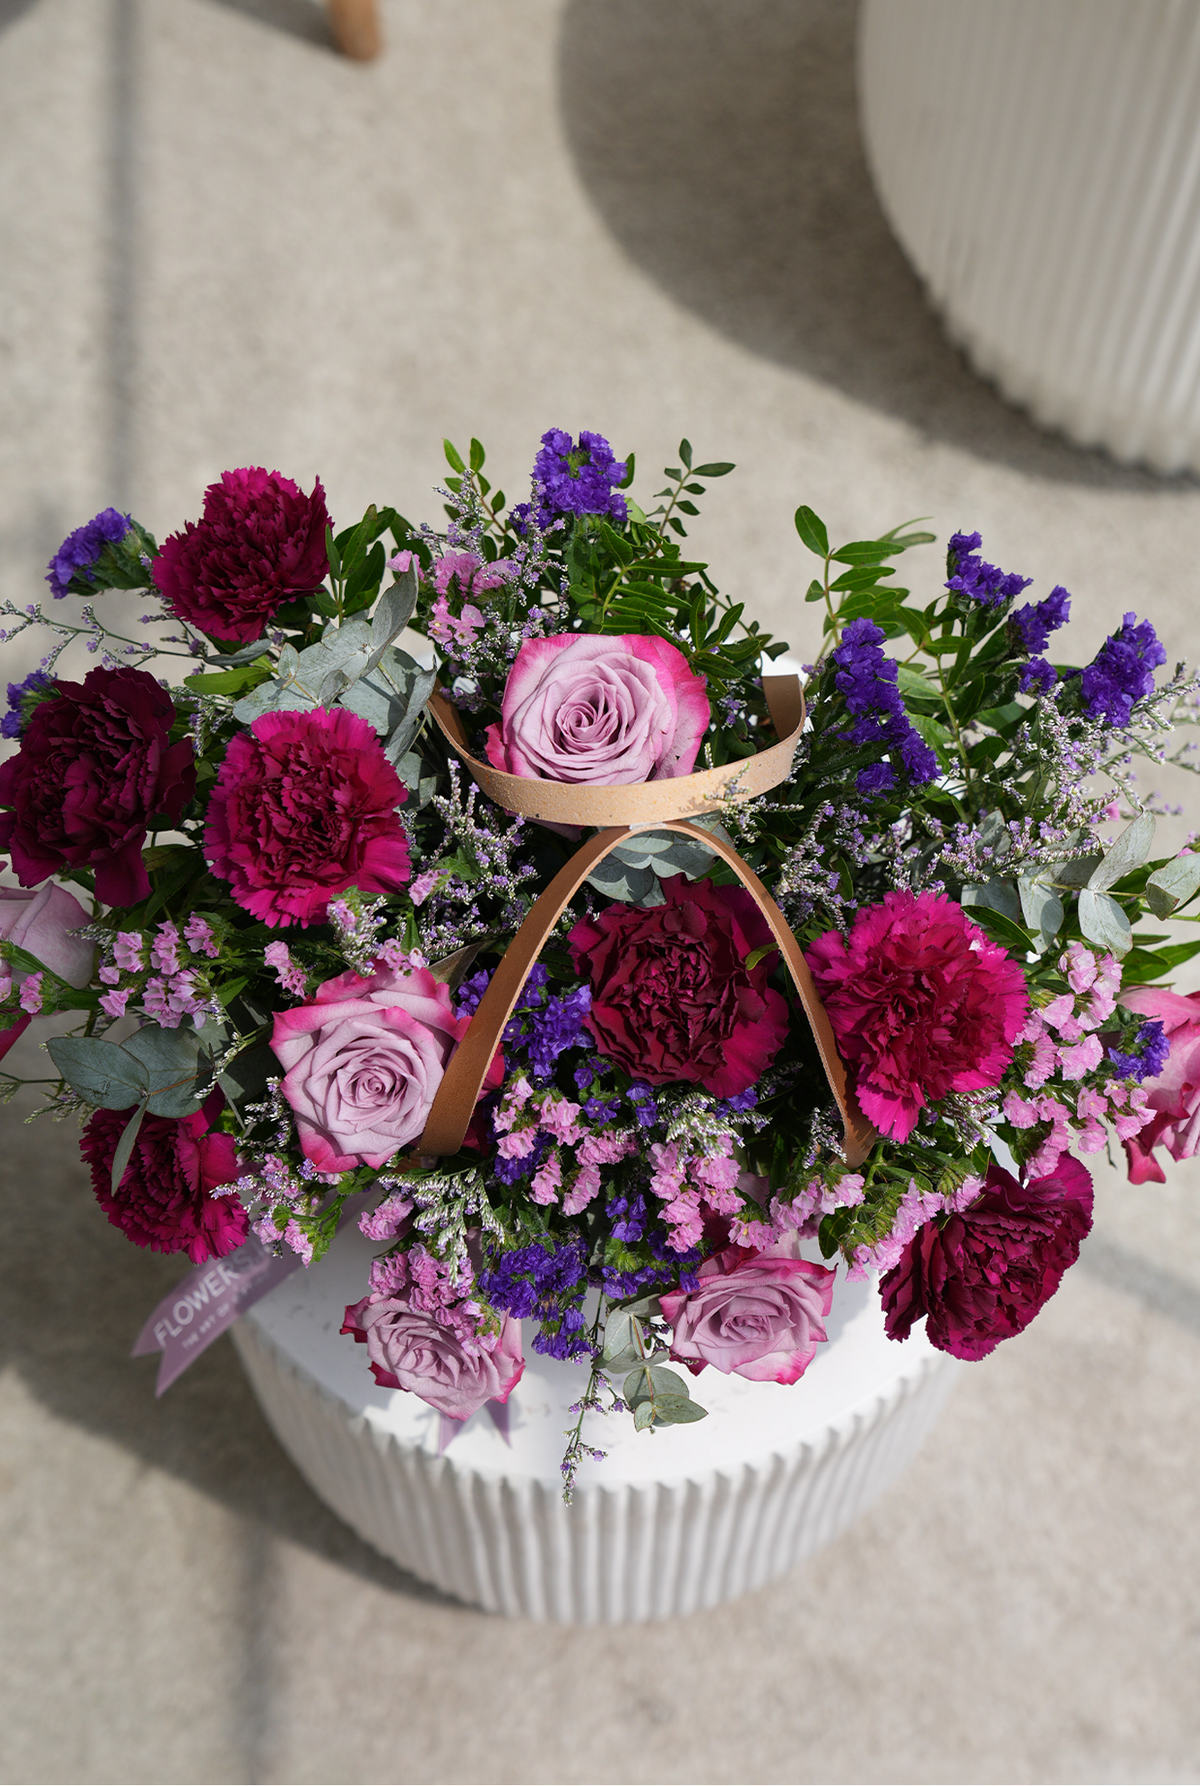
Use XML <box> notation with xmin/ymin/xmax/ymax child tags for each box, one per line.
<box><xmin>4</xmin><ymin>429</ymin><xmax>1200</xmax><ymax>1494</ymax></box>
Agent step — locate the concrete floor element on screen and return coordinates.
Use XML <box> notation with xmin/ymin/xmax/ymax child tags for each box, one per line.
<box><xmin>2</xmin><ymin>2</ymin><xmax>1200</xmax><ymax>1781</ymax></box>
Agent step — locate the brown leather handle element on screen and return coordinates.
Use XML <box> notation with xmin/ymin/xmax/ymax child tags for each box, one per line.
<box><xmin>417</xmin><ymin>818</ymin><xmax>874</xmax><ymax>1169</ymax></box>
<box><xmin>426</xmin><ymin>674</ymin><xmax>808</xmax><ymax>827</ymax></box>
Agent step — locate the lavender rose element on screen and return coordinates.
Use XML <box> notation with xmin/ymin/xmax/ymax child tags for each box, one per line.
<box><xmin>879</xmin><ymin>1158</ymin><xmax>1093</xmax><ymax>1360</ymax></box>
<box><xmin>271</xmin><ymin>961</ymin><xmax>479</xmax><ymax>1172</ymax></box>
<box><xmin>484</xmin><ymin>632</ymin><xmax>710</xmax><ymax>785</ymax></box>
<box><xmin>342</xmin><ymin>1295</ymin><xmax>525</xmax><ymax>1420</ymax></box>
<box><xmin>0</xmin><ymin>881</ymin><xmax>94</xmax><ymax>987</ymax></box>
<box><xmin>659</xmin><ymin>1232</ymin><xmax>836</xmax><ymax>1383</ymax></box>
<box><xmin>1116</xmin><ymin>986</ymin><xmax>1200</xmax><ymax>1183</ymax></box>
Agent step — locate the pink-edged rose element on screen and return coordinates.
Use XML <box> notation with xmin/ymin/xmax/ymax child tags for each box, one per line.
<box><xmin>152</xmin><ymin>467</ymin><xmax>331</xmax><ymax>644</ymax></box>
<box><xmin>80</xmin><ymin>1093</ymin><xmax>246</xmax><ymax>1263</ymax></box>
<box><xmin>0</xmin><ymin>666</ymin><xmax>195</xmax><ymax>907</ymax></box>
<box><xmin>204</xmin><ymin>706</ymin><xmax>410</xmax><ymax>928</ymax></box>
<box><xmin>342</xmin><ymin>1295</ymin><xmax>524</xmax><ymax>1420</ymax></box>
<box><xmin>1116</xmin><ymin>986</ymin><xmax>1200</xmax><ymax>1182</ymax></box>
<box><xmin>807</xmin><ymin>890</ymin><xmax>1028</xmax><ymax>1142</ymax></box>
<box><xmin>485</xmin><ymin>632</ymin><xmax>709</xmax><ymax>784</ymax></box>
<box><xmin>879</xmin><ymin>1158</ymin><xmax>1093</xmax><ymax>1360</ymax></box>
<box><xmin>568</xmin><ymin>875</ymin><xmax>788</xmax><ymax>1098</ymax></box>
<box><xmin>0</xmin><ymin>880</ymin><xmax>94</xmax><ymax>987</ymax></box>
<box><xmin>659</xmin><ymin>1231</ymin><xmax>835</xmax><ymax>1382</ymax></box>
<box><xmin>272</xmin><ymin>960</ymin><xmax>496</xmax><ymax>1172</ymax></box>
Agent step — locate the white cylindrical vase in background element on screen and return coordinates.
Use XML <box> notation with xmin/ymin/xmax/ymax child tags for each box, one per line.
<box><xmin>858</xmin><ymin>0</ymin><xmax>1200</xmax><ymax>473</ymax></box>
<box><xmin>232</xmin><ymin>1224</ymin><xmax>959</xmax><ymax>1624</ymax></box>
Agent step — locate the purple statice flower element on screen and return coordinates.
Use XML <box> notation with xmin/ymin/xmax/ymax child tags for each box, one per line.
<box><xmin>607</xmin><ymin>1190</ymin><xmax>647</xmax><ymax>1244</ymax></box>
<box><xmin>46</xmin><ymin>508</ymin><xmax>132</xmax><ymax>598</ymax></box>
<box><xmin>527</xmin><ymin>984</ymin><xmax>591</xmax><ymax>1082</ymax></box>
<box><xmin>1080</xmin><ymin>613</ymin><xmax>1167</xmax><ymax>726</ymax></box>
<box><xmin>585</xmin><ymin>1096</ymin><xmax>621</xmax><ymax>1123</ymax></box>
<box><xmin>454</xmin><ymin>967</ymin><xmax>492</xmax><ymax>1018</ymax></box>
<box><xmin>573</xmin><ymin>1059</ymin><xmax>597</xmax><ymax>1093</ymax></box>
<box><xmin>1019</xmin><ymin>657</ymin><xmax>1058</xmax><ymax>695</ymax></box>
<box><xmin>719</xmin><ymin>1087</ymin><xmax>759</xmax><ymax>1114</ymax></box>
<box><xmin>2</xmin><ymin>668</ymin><xmax>54</xmax><ymax>739</ymax></box>
<box><xmin>945</xmin><ymin>531</ymin><xmax>1032</xmax><ymax>608</ymax></box>
<box><xmin>513</xmin><ymin>429</ymin><xmax>628</xmax><ymax>532</ymax></box>
<box><xmin>831</xmin><ymin>619</ymin><xmax>937</xmax><ymax>796</ymax></box>
<box><xmin>1011</xmin><ymin>585</ymin><xmax>1071</xmax><ymax>655</ymax></box>
<box><xmin>1108</xmin><ymin>1020</ymin><xmax>1170</xmax><ymax>1082</ymax></box>
<box><xmin>627</xmin><ymin>1081</ymin><xmax>659</xmax><ymax>1126</ymax></box>
<box><xmin>479</xmin><ymin>1236</ymin><xmax>591</xmax><ymax>1360</ymax></box>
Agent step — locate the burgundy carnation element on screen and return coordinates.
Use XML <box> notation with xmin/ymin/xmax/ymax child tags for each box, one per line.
<box><xmin>0</xmin><ymin>666</ymin><xmax>195</xmax><ymax>906</ymax></box>
<box><xmin>80</xmin><ymin>1096</ymin><xmax>247</xmax><ymax>1264</ymax></box>
<box><xmin>152</xmin><ymin>467</ymin><xmax>330</xmax><ymax>644</ymax></box>
<box><xmin>806</xmin><ymin>889</ymin><xmax>1028</xmax><ymax>1142</ymax></box>
<box><xmin>204</xmin><ymin>706</ymin><xmax>411</xmax><ymax>927</ymax></box>
<box><xmin>567</xmin><ymin>875</ymin><xmax>789</xmax><ymax>1098</ymax></box>
<box><xmin>880</xmin><ymin>1158</ymin><xmax>1093</xmax><ymax>1360</ymax></box>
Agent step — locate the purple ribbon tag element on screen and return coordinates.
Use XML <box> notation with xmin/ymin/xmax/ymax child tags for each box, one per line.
<box><xmin>437</xmin><ymin>1397</ymin><xmax>512</xmax><ymax>1455</ymax></box>
<box><xmin>132</xmin><ymin>1238</ymin><xmax>304</xmax><ymax>1394</ymax></box>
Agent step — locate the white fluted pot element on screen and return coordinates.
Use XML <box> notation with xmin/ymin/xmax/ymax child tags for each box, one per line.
<box><xmin>232</xmin><ymin>1225</ymin><xmax>958</xmax><ymax>1622</ymax></box>
<box><xmin>858</xmin><ymin>0</ymin><xmax>1200</xmax><ymax>472</ymax></box>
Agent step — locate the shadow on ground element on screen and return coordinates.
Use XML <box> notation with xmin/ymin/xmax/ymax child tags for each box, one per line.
<box><xmin>1</xmin><ymin>1089</ymin><xmax>461</xmax><ymax>1610</ymax></box>
<box><xmin>557</xmin><ymin>0</ymin><xmax>1196</xmax><ymax>492</ymax></box>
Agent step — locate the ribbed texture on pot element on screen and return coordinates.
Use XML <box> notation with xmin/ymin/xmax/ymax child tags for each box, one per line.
<box><xmin>232</xmin><ymin>1315</ymin><xmax>957</xmax><ymax>1623</ymax></box>
<box><xmin>858</xmin><ymin>0</ymin><xmax>1200</xmax><ymax>472</ymax></box>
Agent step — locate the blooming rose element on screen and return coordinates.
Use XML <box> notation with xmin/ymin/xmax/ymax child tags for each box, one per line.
<box><xmin>272</xmin><ymin>960</ymin><xmax>496</xmax><ymax>1171</ymax></box>
<box><xmin>568</xmin><ymin>875</ymin><xmax>789</xmax><ymax>1098</ymax></box>
<box><xmin>1115</xmin><ymin>985</ymin><xmax>1200</xmax><ymax>1182</ymax></box>
<box><xmin>485</xmin><ymin>633</ymin><xmax>709</xmax><ymax>784</ymax></box>
<box><xmin>806</xmin><ymin>890</ymin><xmax>1028</xmax><ymax>1142</ymax></box>
<box><xmin>204</xmin><ymin>707</ymin><xmax>410</xmax><ymax>927</ymax></box>
<box><xmin>80</xmin><ymin>1095</ymin><xmax>246</xmax><ymax>1263</ymax></box>
<box><xmin>0</xmin><ymin>880</ymin><xmax>96</xmax><ymax>1062</ymax></box>
<box><xmin>659</xmin><ymin>1232</ymin><xmax>835</xmax><ymax>1382</ymax></box>
<box><xmin>0</xmin><ymin>667</ymin><xmax>195</xmax><ymax>907</ymax></box>
<box><xmin>342</xmin><ymin>1295</ymin><xmax>524</xmax><ymax>1420</ymax></box>
<box><xmin>879</xmin><ymin>1158</ymin><xmax>1093</xmax><ymax>1360</ymax></box>
<box><xmin>152</xmin><ymin>467</ymin><xmax>331</xmax><ymax>644</ymax></box>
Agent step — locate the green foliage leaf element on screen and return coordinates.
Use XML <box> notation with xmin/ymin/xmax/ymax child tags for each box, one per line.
<box><xmin>183</xmin><ymin>659</ymin><xmax>275</xmax><ymax>698</ymax></box>
<box><xmin>692</xmin><ymin>462</ymin><xmax>734</xmax><ymax>477</ymax></box>
<box><xmin>651</xmin><ymin>1394</ymin><xmax>708</xmax><ymax>1424</ymax></box>
<box><xmin>794</xmin><ymin>506</ymin><xmax>829</xmax><ymax>558</ymax></box>
<box><xmin>443</xmin><ymin>438</ymin><xmax>466</xmax><ymax>473</ymax></box>
<box><xmin>1088</xmin><ymin>814</ymin><xmax>1156</xmax><ymax>893</ymax></box>
<box><xmin>1145</xmin><ymin>853</ymin><xmax>1200</xmax><ymax>918</ymax></box>
<box><xmin>633</xmin><ymin>1401</ymin><xmax>655</xmax><ymax>1432</ymax></box>
<box><xmin>109</xmin><ymin>1099</ymin><xmax>149</xmax><ymax>1195</ymax></box>
<box><xmin>46</xmin><ymin>1036</ymin><xmax>145</xmax><ymax>1109</ymax></box>
<box><xmin>1078</xmin><ymin>888</ymin><xmax>1133</xmax><ymax>956</ymax></box>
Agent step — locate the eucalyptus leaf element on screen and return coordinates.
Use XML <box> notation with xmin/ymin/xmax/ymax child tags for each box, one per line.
<box><xmin>600</xmin><ymin>1310</ymin><xmax>634</xmax><ymax>1364</ymax></box>
<box><xmin>1018</xmin><ymin>876</ymin><xmax>1064</xmax><ymax>948</ymax></box>
<box><xmin>961</xmin><ymin>879</ymin><xmax>1023</xmax><ymax>924</ymax></box>
<box><xmin>109</xmin><ymin>1098</ymin><xmax>149</xmax><ymax>1195</ymax></box>
<box><xmin>586</xmin><ymin>859</ymin><xmax>663</xmax><ymax>905</ymax></box>
<box><xmin>633</xmin><ymin>1401</ymin><xmax>655</xmax><ymax>1432</ymax></box>
<box><xmin>46</xmin><ymin>1036</ymin><xmax>146</xmax><ymax>1109</ymax></box>
<box><xmin>427</xmin><ymin>938</ymin><xmax>491</xmax><ymax>990</ymax></box>
<box><xmin>122</xmin><ymin>1025</ymin><xmax>208</xmax><ymax>1117</ymax></box>
<box><xmin>217</xmin><ymin>1043</ymin><xmax>276</xmax><ymax>1111</ymax></box>
<box><xmin>1088</xmin><ymin>813</ymin><xmax>1156</xmax><ymax>893</ymax></box>
<box><xmin>645</xmin><ymin>1364</ymin><xmax>690</xmax><ymax>1399</ymax></box>
<box><xmin>368</xmin><ymin>564</ymin><xmax>419</xmax><ymax>664</ymax></box>
<box><xmin>651</xmin><ymin>1394</ymin><xmax>708</xmax><ymax>1425</ymax></box>
<box><xmin>1145</xmin><ymin>853</ymin><xmax>1200</xmax><ymax>918</ymax></box>
<box><xmin>1078</xmin><ymin>887</ymin><xmax>1133</xmax><ymax>955</ymax></box>
<box><xmin>1043</xmin><ymin>852</ymin><xmax>1103</xmax><ymax>888</ymax></box>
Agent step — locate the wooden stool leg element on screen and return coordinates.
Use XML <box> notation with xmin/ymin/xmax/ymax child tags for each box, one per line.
<box><xmin>327</xmin><ymin>0</ymin><xmax>382</xmax><ymax>60</ymax></box>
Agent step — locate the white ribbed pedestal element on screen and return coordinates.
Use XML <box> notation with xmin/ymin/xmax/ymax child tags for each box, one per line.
<box><xmin>232</xmin><ymin>1225</ymin><xmax>958</xmax><ymax>1622</ymax></box>
<box><xmin>859</xmin><ymin>0</ymin><xmax>1200</xmax><ymax>472</ymax></box>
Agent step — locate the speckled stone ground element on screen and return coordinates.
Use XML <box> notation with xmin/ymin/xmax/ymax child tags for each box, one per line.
<box><xmin>2</xmin><ymin>3</ymin><xmax>1200</xmax><ymax>1781</ymax></box>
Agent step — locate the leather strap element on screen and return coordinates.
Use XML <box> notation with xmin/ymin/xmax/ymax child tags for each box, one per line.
<box><xmin>416</xmin><ymin>816</ymin><xmax>874</xmax><ymax>1168</ymax></box>
<box><xmin>426</xmin><ymin>673</ymin><xmax>807</xmax><ymax>827</ymax></box>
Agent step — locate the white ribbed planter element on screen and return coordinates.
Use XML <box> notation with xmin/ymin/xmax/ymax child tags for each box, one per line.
<box><xmin>858</xmin><ymin>0</ymin><xmax>1200</xmax><ymax>472</ymax></box>
<box><xmin>232</xmin><ymin>1224</ymin><xmax>958</xmax><ymax>1622</ymax></box>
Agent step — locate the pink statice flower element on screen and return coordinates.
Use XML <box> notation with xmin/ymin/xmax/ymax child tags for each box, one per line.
<box><xmin>807</xmin><ymin>890</ymin><xmax>1028</xmax><ymax>1142</ymax></box>
<box><xmin>264</xmin><ymin>940</ymin><xmax>309</xmax><ymax>999</ymax></box>
<box><xmin>183</xmin><ymin>914</ymin><xmax>220</xmax><ymax>958</ymax></box>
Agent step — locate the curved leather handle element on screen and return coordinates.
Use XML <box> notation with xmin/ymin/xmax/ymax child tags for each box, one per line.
<box><xmin>426</xmin><ymin>674</ymin><xmax>807</xmax><ymax>827</ymax></box>
<box><xmin>417</xmin><ymin>818</ymin><xmax>874</xmax><ymax>1169</ymax></box>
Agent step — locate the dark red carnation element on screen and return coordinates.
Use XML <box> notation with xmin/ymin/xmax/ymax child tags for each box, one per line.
<box><xmin>880</xmin><ymin>1158</ymin><xmax>1093</xmax><ymax>1360</ymax></box>
<box><xmin>0</xmin><ymin>666</ymin><xmax>195</xmax><ymax>906</ymax></box>
<box><xmin>81</xmin><ymin>1096</ymin><xmax>247</xmax><ymax>1263</ymax></box>
<box><xmin>152</xmin><ymin>467</ymin><xmax>330</xmax><ymax>644</ymax></box>
<box><xmin>567</xmin><ymin>876</ymin><xmax>789</xmax><ymax>1097</ymax></box>
<box><xmin>204</xmin><ymin>706</ymin><xmax>411</xmax><ymax>927</ymax></box>
<box><xmin>806</xmin><ymin>889</ymin><xmax>1028</xmax><ymax>1142</ymax></box>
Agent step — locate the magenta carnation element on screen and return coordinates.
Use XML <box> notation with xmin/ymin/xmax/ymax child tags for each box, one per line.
<box><xmin>806</xmin><ymin>890</ymin><xmax>1028</xmax><ymax>1141</ymax></box>
<box><xmin>567</xmin><ymin>875</ymin><xmax>789</xmax><ymax>1098</ymax></box>
<box><xmin>80</xmin><ymin>1096</ymin><xmax>246</xmax><ymax>1263</ymax></box>
<box><xmin>0</xmin><ymin>666</ymin><xmax>195</xmax><ymax>907</ymax></box>
<box><xmin>203</xmin><ymin>706</ymin><xmax>411</xmax><ymax>927</ymax></box>
<box><xmin>152</xmin><ymin>467</ymin><xmax>331</xmax><ymax>644</ymax></box>
<box><xmin>485</xmin><ymin>632</ymin><xmax>710</xmax><ymax>784</ymax></box>
<box><xmin>879</xmin><ymin>1158</ymin><xmax>1093</xmax><ymax>1359</ymax></box>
